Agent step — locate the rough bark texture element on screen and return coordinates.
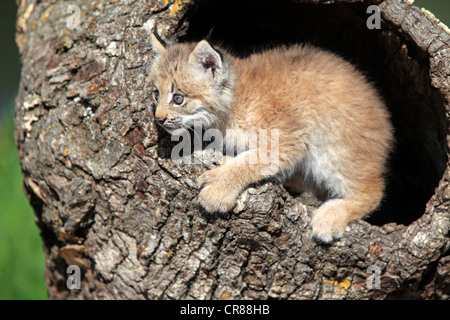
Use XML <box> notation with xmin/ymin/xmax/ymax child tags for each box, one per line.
<box><xmin>15</xmin><ymin>0</ymin><xmax>449</xmax><ymax>299</ymax></box>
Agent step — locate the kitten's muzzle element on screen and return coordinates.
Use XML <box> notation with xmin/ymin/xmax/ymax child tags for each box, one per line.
<box><xmin>155</xmin><ymin>117</ymin><xmax>180</xmax><ymax>133</ymax></box>
<box><xmin>155</xmin><ymin>116</ymin><xmax>166</xmax><ymax>126</ymax></box>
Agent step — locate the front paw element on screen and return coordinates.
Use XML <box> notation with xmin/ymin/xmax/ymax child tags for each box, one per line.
<box><xmin>197</xmin><ymin>169</ymin><xmax>216</xmax><ymax>188</ymax></box>
<box><xmin>311</xmin><ymin>203</ymin><xmax>349</xmax><ymax>244</ymax></box>
<box><xmin>198</xmin><ymin>183</ymin><xmax>239</xmax><ymax>213</ymax></box>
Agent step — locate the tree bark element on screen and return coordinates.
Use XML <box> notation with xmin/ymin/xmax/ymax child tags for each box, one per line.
<box><xmin>15</xmin><ymin>0</ymin><xmax>449</xmax><ymax>299</ymax></box>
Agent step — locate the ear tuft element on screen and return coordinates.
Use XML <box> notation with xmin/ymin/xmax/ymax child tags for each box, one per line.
<box><xmin>150</xmin><ymin>23</ymin><xmax>167</xmax><ymax>55</ymax></box>
<box><xmin>204</xmin><ymin>26</ymin><xmax>215</xmax><ymax>42</ymax></box>
<box><xmin>188</xmin><ymin>40</ymin><xmax>223</xmax><ymax>79</ymax></box>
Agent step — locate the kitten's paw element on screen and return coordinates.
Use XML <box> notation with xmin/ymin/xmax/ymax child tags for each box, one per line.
<box><xmin>197</xmin><ymin>168</ymin><xmax>219</xmax><ymax>188</ymax></box>
<box><xmin>198</xmin><ymin>183</ymin><xmax>238</xmax><ymax>213</ymax></box>
<box><xmin>311</xmin><ymin>205</ymin><xmax>349</xmax><ymax>244</ymax></box>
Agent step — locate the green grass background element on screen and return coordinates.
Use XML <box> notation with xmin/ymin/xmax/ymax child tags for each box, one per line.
<box><xmin>0</xmin><ymin>1</ymin><xmax>47</xmax><ymax>300</ymax></box>
<box><xmin>0</xmin><ymin>0</ymin><xmax>448</xmax><ymax>300</ymax></box>
<box><xmin>0</xmin><ymin>106</ymin><xmax>47</xmax><ymax>299</ymax></box>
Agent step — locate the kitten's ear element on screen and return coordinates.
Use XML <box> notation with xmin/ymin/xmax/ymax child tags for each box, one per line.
<box><xmin>150</xmin><ymin>24</ymin><xmax>167</xmax><ymax>56</ymax></box>
<box><xmin>188</xmin><ymin>40</ymin><xmax>223</xmax><ymax>80</ymax></box>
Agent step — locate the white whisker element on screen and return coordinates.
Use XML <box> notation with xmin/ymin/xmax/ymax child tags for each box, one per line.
<box><xmin>180</xmin><ymin>123</ymin><xmax>202</xmax><ymax>143</ymax></box>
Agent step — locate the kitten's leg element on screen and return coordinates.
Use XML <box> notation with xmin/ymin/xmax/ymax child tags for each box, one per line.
<box><xmin>198</xmin><ymin>144</ymin><xmax>302</xmax><ymax>213</ymax></box>
<box><xmin>310</xmin><ymin>179</ymin><xmax>384</xmax><ymax>243</ymax></box>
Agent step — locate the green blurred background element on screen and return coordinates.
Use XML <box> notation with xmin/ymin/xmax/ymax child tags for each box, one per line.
<box><xmin>0</xmin><ymin>0</ymin><xmax>449</xmax><ymax>300</ymax></box>
<box><xmin>0</xmin><ymin>1</ymin><xmax>47</xmax><ymax>300</ymax></box>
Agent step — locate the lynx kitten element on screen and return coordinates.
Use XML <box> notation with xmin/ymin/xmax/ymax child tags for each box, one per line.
<box><xmin>149</xmin><ymin>28</ymin><xmax>393</xmax><ymax>243</ymax></box>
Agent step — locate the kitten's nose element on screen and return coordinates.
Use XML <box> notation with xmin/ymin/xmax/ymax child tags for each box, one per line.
<box><xmin>155</xmin><ymin>116</ymin><xmax>166</xmax><ymax>125</ymax></box>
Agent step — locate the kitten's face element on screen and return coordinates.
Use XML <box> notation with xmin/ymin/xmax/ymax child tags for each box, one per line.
<box><xmin>150</xmin><ymin>33</ymin><xmax>233</xmax><ymax>134</ymax></box>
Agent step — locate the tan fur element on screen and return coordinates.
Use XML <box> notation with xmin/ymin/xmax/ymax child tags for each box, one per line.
<box><xmin>150</xmin><ymin>33</ymin><xmax>393</xmax><ymax>243</ymax></box>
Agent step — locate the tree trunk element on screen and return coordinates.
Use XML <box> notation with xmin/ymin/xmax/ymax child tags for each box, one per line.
<box><xmin>15</xmin><ymin>0</ymin><xmax>449</xmax><ymax>299</ymax></box>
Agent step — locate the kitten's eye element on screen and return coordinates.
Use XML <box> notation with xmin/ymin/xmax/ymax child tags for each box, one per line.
<box><xmin>173</xmin><ymin>93</ymin><xmax>185</xmax><ymax>105</ymax></box>
<box><xmin>153</xmin><ymin>89</ymin><xmax>159</xmax><ymax>102</ymax></box>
